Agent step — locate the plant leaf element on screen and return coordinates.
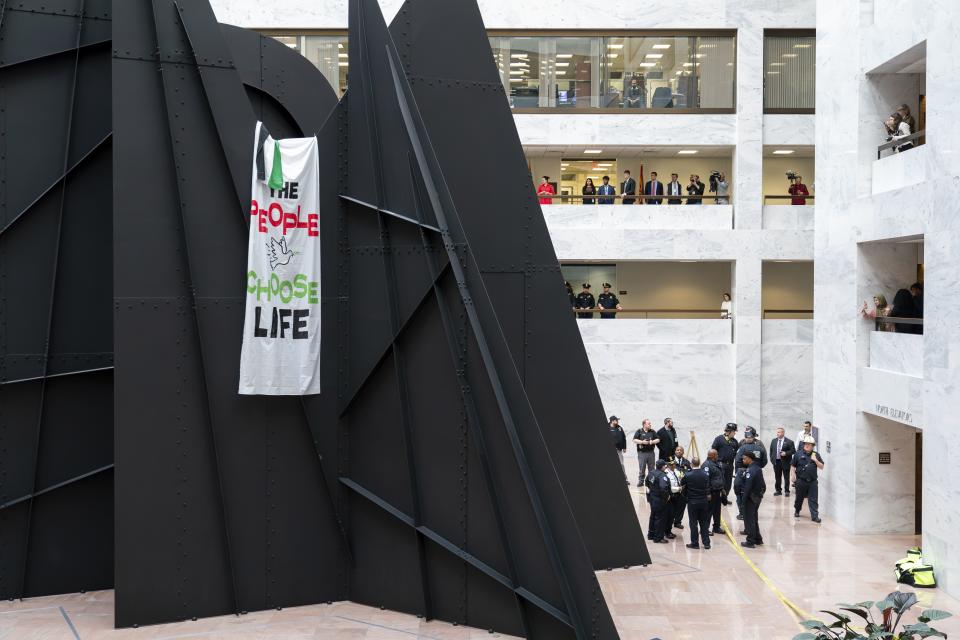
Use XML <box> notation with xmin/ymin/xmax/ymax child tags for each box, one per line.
<box><xmin>820</xmin><ymin>610</ymin><xmax>853</xmax><ymax>624</ymax></box>
<box><xmin>919</xmin><ymin>609</ymin><xmax>952</xmax><ymax>622</ymax></box>
<box><xmin>840</xmin><ymin>607</ymin><xmax>870</xmax><ymax>621</ymax></box>
<box><xmin>890</xmin><ymin>591</ymin><xmax>919</xmax><ymax>613</ymax></box>
<box><xmin>801</xmin><ymin>620</ymin><xmax>828</xmax><ymax>629</ymax></box>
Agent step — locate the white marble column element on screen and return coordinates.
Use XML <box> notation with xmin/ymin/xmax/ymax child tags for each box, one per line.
<box><xmin>735</xmin><ymin>258</ymin><xmax>762</xmax><ymax>427</ymax></box>
<box><xmin>734</xmin><ymin>27</ymin><xmax>764</xmax><ymax>230</ymax></box>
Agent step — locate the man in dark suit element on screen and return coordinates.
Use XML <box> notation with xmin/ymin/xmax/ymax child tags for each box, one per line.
<box><xmin>644</xmin><ymin>171</ymin><xmax>664</xmax><ymax>204</ymax></box>
<box><xmin>665</xmin><ymin>173</ymin><xmax>683</xmax><ymax>204</ymax></box>
<box><xmin>656</xmin><ymin>417</ymin><xmax>678</xmax><ymax>463</ymax></box>
<box><xmin>620</xmin><ymin>170</ymin><xmax>637</xmax><ymax>205</ymax></box>
<box><xmin>769</xmin><ymin>426</ymin><xmax>796</xmax><ymax>496</ymax></box>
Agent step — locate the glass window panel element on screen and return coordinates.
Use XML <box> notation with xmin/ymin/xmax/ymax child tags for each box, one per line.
<box><xmin>764</xmin><ymin>35</ymin><xmax>815</xmax><ymax>110</ymax></box>
<box><xmin>553</xmin><ymin>37</ymin><xmax>595</xmax><ymax>108</ymax></box>
<box><xmin>300</xmin><ymin>35</ymin><xmax>350</xmax><ymax>97</ymax></box>
<box><xmin>695</xmin><ymin>36</ymin><xmax>735</xmax><ymax>108</ymax></box>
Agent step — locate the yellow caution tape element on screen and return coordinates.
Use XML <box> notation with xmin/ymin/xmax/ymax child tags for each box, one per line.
<box><xmin>719</xmin><ymin>515</ymin><xmax>812</xmax><ymax>621</ymax></box>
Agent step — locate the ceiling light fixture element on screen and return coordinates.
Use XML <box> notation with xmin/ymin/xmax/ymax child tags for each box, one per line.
<box><xmin>793</xmin><ymin>43</ymin><xmax>812</xmax><ymax>48</ymax></box>
<box><xmin>772</xmin><ymin>149</ymin><xmax>795</xmax><ymax>154</ymax></box>
<box><xmin>677</xmin><ymin>150</ymin><xmax>698</xmax><ymax>155</ymax></box>
<box><xmin>556</xmin><ymin>53</ymin><xmax>573</xmax><ymax>59</ymax></box>
<box><xmin>583</xmin><ymin>149</ymin><xmax>603</xmax><ymax>154</ymax></box>
<box><xmin>638</xmin><ymin>62</ymin><xmax>657</xmax><ymax>67</ymax></box>
<box><xmin>767</xmin><ymin>71</ymin><xmax>780</xmax><ymax>75</ymax></box>
<box><xmin>645</xmin><ymin>53</ymin><xmax>664</xmax><ymax>59</ymax></box>
<box><xmin>556</xmin><ymin>62</ymin><xmax>570</xmax><ymax>67</ymax></box>
<box><xmin>607</xmin><ymin>43</ymin><xmax>624</xmax><ymax>49</ymax></box>
<box><xmin>607</xmin><ymin>53</ymin><xmax>619</xmax><ymax>58</ymax></box>
<box><xmin>338</xmin><ymin>62</ymin><xmax>348</xmax><ymax>67</ymax></box>
<box><xmin>781</xmin><ymin>53</ymin><xmax>798</xmax><ymax>58</ymax></box>
<box><xmin>653</xmin><ymin>44</ymin><xmax>672</xmax><ymax>49</ymax></box>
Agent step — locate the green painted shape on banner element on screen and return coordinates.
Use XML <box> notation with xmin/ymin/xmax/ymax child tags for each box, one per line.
<box><xmin>268</xmin><ymin>140</ymin><xmax>284</xmax><ymax>190</ymax></box>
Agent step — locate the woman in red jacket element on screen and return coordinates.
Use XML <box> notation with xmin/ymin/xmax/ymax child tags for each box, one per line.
<box><xmin>537</xmin><ymin>176</ymin><xmax>555</xmax><ymax>205</ymax></box>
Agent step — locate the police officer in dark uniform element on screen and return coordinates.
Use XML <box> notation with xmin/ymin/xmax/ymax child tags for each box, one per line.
<box><xmin>711</xmin><ymin>423</ymin><xmax>739</xmax><ymax>504</ymax></box>
<box><xmin>680</xmin><ymin>458</ymin><xmax>713</xmax><ymax>549</ymax></box>
<box><xmin>575</xmin><ymin>283</ymin><xmax>595</xmax><ymax>319</ymax></box>
<box><xmin>596</xmin><ymin>283</ymin><xmax>622</xmax><ymax>319</ymax></box>
<box><xmin>644</xmin><ymin>459</ymin><xmax>672</xmax><ymax>543</ymax></box>
<box><xmin>565</xmin><ymin>281</ymin><xmax>575</xmax><ymax>309</ymax></box>
<box><xmin>671</xmin><ymin>446</ymin><xmax>692</xmax><ymax>529</ymax></box>
<box><xmin>740</xmin><ymin>450</ymin><xmax>766</xmax><ymax>548</ymax></box>
<box><xmin>792</xmin><ymin>435</ymin><xmax>824</xmax><ymax>523</ymax></box>
<box><xmin>734</xmin><ymin>426</ymin><xmax>767</xmax><ymax>520</ymax></box>
<box><xmin>703</xmin><ymin>449</ymin><xmax>726</xmax><ymax>534</ymax></box>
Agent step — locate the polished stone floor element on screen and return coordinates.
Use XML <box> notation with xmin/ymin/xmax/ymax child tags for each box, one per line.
<box><xmin>3</xmin><ymin>456</ymin><xmax>960</xmax><ymax>639</ymax></box>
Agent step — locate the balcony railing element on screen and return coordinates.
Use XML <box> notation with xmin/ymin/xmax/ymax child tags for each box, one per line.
<box><xmin>762</xmin><ymin>309</ymin><xmax>814</xmax><ymax>319</ymax></box>
<box><xmin>877</xmin><ymin>129</ymin><xmax>925</xmax><ymax>159</ymax></box>
<box><xmin>539</xmin><ymin>193</ymin><xmax>730</xmax><ymax>204</ymax></box>
<box><xmin>762</xmin><ymin>194</ymin><xmax>815</xmax><ymax>205</ymax></box>
<box><xmin>873</xmin><ymin>316</ymin><xmax>924</xmax><ymax>334</ymax></box>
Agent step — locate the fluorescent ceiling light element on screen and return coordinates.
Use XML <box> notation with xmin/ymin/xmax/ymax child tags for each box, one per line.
<box><xmin>509</xmin><ymin>70</ymin><xmax>524</xmax><ymax>75</ymax></box>
<box><xmin>508</xmin><ymin>78</ymin><xmax>523</xmax><ymax>82</ymax></box>
<box><xmin>769</xmin><ymin>62</ymin><xmax>785</xmax><ymax>66</ymax></box>
<box><xmin>772</xmin><ymin>149</ymin><xmax>795</xmax><ymax>154</ymax></box>
<box><xmin>677</xmin><ymin>150</ymin><xmax>698</xmax><ymax>155</ymax></box>
<box><xmin>608</xmin><ymin>43</ymin><xmax>624</xmax><ymax>49</ymax></box>
<box><xmin>607</xmin><ymin>53</ymin><xmax>619</xmax><ymax>58</ymax></box>
<box><xmin>794</xmin><ymin>43</ymin><xmax>812</xmax><ymax>48</ymax></box>
<box><xmin>338</xmin><ymin>62</ymin><xmax>348</xmax><ymax>67</ymax></box>
<box><xmin>675</xmin><ymin>70</ymin><xmax>684</xmax><ymax>75</ymax></box>
<box><xmin>556</xmin><ymin>54</ymin><xmax>573</xmax><ymax>59</ymax></box>
<box><xmin>596</xmin><ymin>163</ymin><xmax>613</xmax><ymax>167</ymax></box>
<box><xmin>774</xmin><ymin>260</ymin><xmax>794</xmax><ymax>263</ymax></box>
<box><xmin>653</xmin><ymin>44</ymin><xmax>671</xmax><ymax>49</ymax></box>
<box><xmin>511</xmin><ymin>53</ymin><xmax>528</xmax><ymax>58</ymax></box>
<box><xmin>727</xmin><ymin>62</ymin><xmax>734</xmax><ymax>66</ymax></box>
<box><xmin>638</xmin><ymin>62</ymin><xmax>656</xmax><ymax>67</ymax></box>
<box><xmin>338</xmin><ymin>53</ymin><xmax>348</xmax><ymax>58</ymax></box>
<box><xmin>510</xmin><ymin>62</ymin><xmax>528</xmax><ymax>66</ymax></box>
<box><xmin>767</xmin><ymin>71</ymin><xmax>780</xmax><ymax>75</ymax></box>
<box><xmin>782</xmin><ymin>53</ymin><xmax>798</xmax><ymax>58</ymax></box>
<box><xmin>583</xmin><ymin>149</ymin><xmax>603</xmax><ymax>154</ymax></box>
<box><xmin>683</xmin><ymin>62</ymin><xmax>694</xmax><ymax>67</ymax></box>
<box><xmin>285</xmin><ymin>43</ymin><xmax>297</xmax><ymax>48</ymax></box>
<box><xmin>556</xmin><ymin>62</ymin><xmax>570</xmax><ymax>67</ymax></box>
<box><xmin>645</xmin><ymin>53</ymin><xmax>664</xmax><ymax>59</ymax></box>
<box><xmin>699</xmin><ymin>43</ymin><xmax>717</xmax><ymax>49</ymax></box>
<box><xmin>338</xmin><ymin>43</ymin><xmax>343</xmax><ymax>49</ymax></box>
<box><xmin>694</xmin><ymin>54</ymin><xmax>706</xmax><ymax>59</ymax></box>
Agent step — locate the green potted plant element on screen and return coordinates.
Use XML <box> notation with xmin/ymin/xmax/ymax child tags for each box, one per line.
<box><xmin>793</xmin><ymin>591</ymin><xmax>951</xmax><ymax>639</ymax></box>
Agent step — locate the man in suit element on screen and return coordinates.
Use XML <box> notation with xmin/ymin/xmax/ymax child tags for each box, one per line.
<box><xmin>620</xmin><ymin>170</ymin><xmax>637</xmax><ymax>205</ymax></box>
<box><xmin>666</xmin><ymin>172</ymin><xmax>684</xmax><ymax>204</ymax></box>
<box><xmin>769</xmin><ymin>426</ymin><xmax>796</xmax><ymax>496</ymax></box>
<box><xmin>644</xmin><ymin>171</ymin><xmax>664</xmax><ymax>204</ymax></box>
<box><xmin>657</xmin><ymin>417</ymin><xmax>678</xmax><ymax>463</ymax></box>
<box><xmin>597</xmin><ymin>175</ymin><xmax>616</xmax><ymax>205</ymax></box>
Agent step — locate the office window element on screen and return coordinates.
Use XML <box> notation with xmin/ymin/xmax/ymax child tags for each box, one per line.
<box><xmin>490</xmin><ymin>33</ymin><xmax>735</xmax><ymax>111</ymax></box>
<box><xmin>274</xmin><ymin>35</ymin><xmax>349</xmax><ymax>97</ymax></box>
<box><xmin>764</xmin><ymin>34</ymin><xmax>815</xmax><ymax>112</ymax></box>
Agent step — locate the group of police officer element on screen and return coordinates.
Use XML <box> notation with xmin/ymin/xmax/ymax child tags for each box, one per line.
<box><xmin>571</xmin><ymin>282</ymin><xmax>622</xmax><ymax>318</ymax></box>
<box><xmin>640</xmin><ymin>421</ymin><xmax>825</xmax><ymax>550</ymax></box>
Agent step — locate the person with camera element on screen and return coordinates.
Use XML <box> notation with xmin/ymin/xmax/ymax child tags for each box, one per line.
<box><xmin>788</xmin><ymin>173</ymin><xmax>809</xmax><ymax>205</ymax></box>
<box><xmin>685</xmin><ymin>174</ymin><xmax>704</xmax><ymax>205</ymax></box>
<box><xmin>709</xmin><ymin>171</ymin><xmax>729</xmax><ymax>204</ymax></box>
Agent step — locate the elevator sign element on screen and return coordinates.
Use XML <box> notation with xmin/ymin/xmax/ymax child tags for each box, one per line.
<box><xmin>239</xmin><ymin>122</ymin><xmax>321</xmax><ymax>395</ymax></box>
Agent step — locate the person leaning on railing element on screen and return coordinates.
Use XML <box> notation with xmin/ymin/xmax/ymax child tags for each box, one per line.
<box><xmin>788</xmin><ymin>175</ymin><xmax>809</xmax><ymax>205</ymax></box>
<box><xmin>597</xmin><ymin>175</ymin><xmax>616</xmax><ymax>204</ymax></box>
<box><xmin>883</xmin><ymin>112</ymin><xmax>913</xmax><ymax>153</ymax></box>
<box><xmin>536</xmin><ymin>175</ymin><xmax>555</xmax><ymax>204</ymax></box>
<box><xmin>889</xmin><ymin>289</ymin><xmax>921</xmax><ymax>334</ymax></box>
<box><xmin>859</xmin><ymin>294</ymin><xmax>892</xmax><ymax>331</ymax></box>
<box><xmin>582</xmin><ymin>178</ymin><xmax>596</xmax><ymax>205</ymax></box>
<box><xmin>686</xmin><ymin>174</ymin><xmax>704</xmax><ymax>205</ymax></box>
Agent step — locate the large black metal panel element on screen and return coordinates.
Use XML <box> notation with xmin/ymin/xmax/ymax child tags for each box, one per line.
<box><xmin>0</xmin><ymin>0</ymin><xmax>115</xmax><ymax>602</ymax></box>
<box><xmin>389</xmin><ymin>0</ymin><xmax>648</xmax><ymax>571</ymax></box>
<box><xmin>112</xmin><ymin>0</ymin><xmax>344</xmax><ymax>627</ymax></box>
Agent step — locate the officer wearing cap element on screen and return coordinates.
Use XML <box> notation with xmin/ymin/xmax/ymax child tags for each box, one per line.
<box><xmin>596</xmin><ymin>283</ymin><xmax>622</xmax><ymax>319</ymax></box>
<box><xmin>644</xmin><ymin>459</ymin><xmax>672</xmax><ymax>543</ymax></box>
<box><xmin>575</xmin><ymin>283</ymin><xmax>595</xmax><ymax>319</ymax></box>
<box><xmin>711</xmin><ymin>423</ymin><xmax>739</xmax><ymax>505</ymax></box>
<box><xmin>740</xmin><ymin>450</ymin><xmax>766</xmax><ymax>548</ymax></box>
<box><xmin>734</xmin><ymin>426</ymin><xmax>767</xmax><ymax>520</ymax></box>
<box><xmin>791</xmin><ymin>435</ymin><xmax>824</xmax><ymax>523</ymax></box>
<box><xmin>609</xmin><ymin>416</ymin><xmax>628</xmax><ymax>484</ymax></box>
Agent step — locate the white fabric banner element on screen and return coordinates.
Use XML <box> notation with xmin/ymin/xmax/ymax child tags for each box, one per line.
<box><xmin>239</xmin><ymin>122</ymin><xmax>321</xmax><ymax>395</ymax></box>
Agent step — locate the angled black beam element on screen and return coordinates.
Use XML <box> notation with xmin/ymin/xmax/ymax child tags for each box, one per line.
<box><xmin>148</xmin><ymin>0</ymin><xmax>241</xmax><ymax>616</ymax></box>
<box><xmin>339</xmin><ymin>477</ymin><xmax>572</xmax><ymax>629</ymax></box>
<box><xmin>407</xmin><ymin>155</ymin><xmax>530</xmax><ymax>636</ymax></box>
<box><xmin>340</xmin><ymin>194</ymin><xmax>441</xmax><ymax>234</ymax></box>
<box><xmin>0</xmin><ymin>132</ymin><xmax>111</xmax><ymax>237</ymax></box>
<box><xmin>18</xmin><ymin>0</ymin><xmax>86</xmax><ymax>600</ymax></box>
<box><xmin>0</xmin><ymin>464</ymin><xmax>114</xmax><ymax>511</ymax></box>
<box><xmin>337</xmin><ymin>259</ymin><xmax>451</xmax><ymax>417</ymax></box>
<box><xmin>0</xmin><ymin>38</ymin><xmax>109</xmax><ymax>71</ymax></box>
<box><xmin>354</xmin><ymin>3</ymin><xmax>433</xmax><ymax>617</ymax></box>
<box><xmin>384</xmin><ymin>45</ymin><xmax>588</xmax><ymax>639</ymax></box>
<box><xmin>0</xmin><ymin>365</ymin><xmax>113</xmax><ymax>386</ymax></box>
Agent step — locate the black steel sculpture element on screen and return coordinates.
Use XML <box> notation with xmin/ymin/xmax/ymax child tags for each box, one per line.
<box><xmin>2</xmin><ymin>0</ymin><xmax>648</xmax><ymax>636</ymax></box>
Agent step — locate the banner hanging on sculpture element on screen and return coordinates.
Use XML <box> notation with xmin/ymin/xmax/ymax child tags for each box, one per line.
<box><xmin>239</xmin><ymin>121</ymin><xmax>321</xmax><ymax>395</ymax></box>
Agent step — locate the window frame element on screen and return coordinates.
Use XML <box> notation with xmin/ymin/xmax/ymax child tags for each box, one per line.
<box><xmin>762</xmin><ymin>28</ymin><xmax>816</xmax><ymax>115</ymax></box>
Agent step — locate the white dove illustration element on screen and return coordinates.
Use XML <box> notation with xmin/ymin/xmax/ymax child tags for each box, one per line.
<box><xmin>267</xmin><ymin>236</ymin><xmax>294</xmax><ymax>270</ymax></box>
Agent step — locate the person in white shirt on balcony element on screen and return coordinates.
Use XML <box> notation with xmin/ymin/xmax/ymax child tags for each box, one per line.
<box><xmin>720</xmin><ymin>292</ymin><xmax>733</xmax><ymax>319</ymax></box>
<box><xmin>884</xmin><ymin>112</ymin><xmax>913</xmax><ymax>153</ymax></box>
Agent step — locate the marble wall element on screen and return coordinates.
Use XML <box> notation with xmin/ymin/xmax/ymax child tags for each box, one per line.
<box><xmin>542</xmin><ymin>204</ymin><xmax>733</xmax><ymax>231</ymax></box>
<box><xmin>817</xmin><ymin>0</ymin><xmax>960</xmax><ymax>596</ymax></box>
<box><xmin>869</xmin><ymin>332</ymin><xmax>924</xmax><ymax>377</ymax></box>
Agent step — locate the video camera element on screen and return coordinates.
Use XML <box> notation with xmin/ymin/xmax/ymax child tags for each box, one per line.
<box><xmin>708</xmin><ymin>169</ymin><xmax>721</xmax><ymax>192</ymax></box>
<box><xmin>785</xmin><ymin>170</ymin><xmax>798</xmax><ymax>180</ymax></box>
